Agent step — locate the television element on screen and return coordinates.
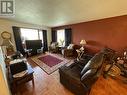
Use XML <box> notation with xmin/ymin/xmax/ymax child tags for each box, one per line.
<box><xmin>25</xmin><ymin>40</ymin><xmax>42</xmax><ymax>49</ymax></box>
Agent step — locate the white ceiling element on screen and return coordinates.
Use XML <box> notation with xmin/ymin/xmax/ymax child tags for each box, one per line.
<box><xmin>2</xmin><ymin>0</ymin><xmax>127</xmax><ymax>27</ymax></box>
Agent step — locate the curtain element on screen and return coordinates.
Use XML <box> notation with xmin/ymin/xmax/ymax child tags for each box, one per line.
<box><xmin>51</xmin><ymin>30</ymin><xmax>57</xmax><ymax>42</ymax></box>
<box><xmin>65</xmin><ymin>28</ymin><xmax>72</xmax><ymax>46</ymax></box>
<box><xmin>12</xmin><ymin>26</ymin><xmax>25</xmax><ymax>55</ymax></box>
<box><xmin>43</xmin><ymin>30</ymin><xmax>48</xmax><ymax>51</ymax></box>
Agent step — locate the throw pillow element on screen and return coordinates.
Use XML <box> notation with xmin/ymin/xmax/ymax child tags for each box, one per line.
<box><xmin>51</xmin><ymin>43</ymin><xmax>56</xmax><ymax>49</ymax></box>
<box><xmin>67</xmin><ymin>44</ymin><xmax>74</xmax><ymax>49</ymax></box>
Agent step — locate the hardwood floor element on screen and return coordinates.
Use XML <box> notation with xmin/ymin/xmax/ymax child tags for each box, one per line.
<box><xmin>16</xmin><ymin>58</ymin><xmax>127</xmax><ymax>95</ymax></box>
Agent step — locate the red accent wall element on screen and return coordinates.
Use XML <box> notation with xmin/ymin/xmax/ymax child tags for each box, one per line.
<box><xmin>52</xmin><ymin>15</ymin><xmax>127</xmax><ymax>53</ymax></box>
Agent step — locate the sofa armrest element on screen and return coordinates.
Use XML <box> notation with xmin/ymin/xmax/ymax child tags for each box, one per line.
<box><xmin>81</xmin><ymin>69</ymin><xmax>97</xmax><ymax>87</ymax></box>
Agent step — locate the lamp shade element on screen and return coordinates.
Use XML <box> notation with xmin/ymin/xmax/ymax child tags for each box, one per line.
<box><xmin>80</xmin><ymin>40</ymin><xmax>86</xmax><ymax>45</ymax></box>
<box><xmin>1</xmin><ymin>39</ymin><xmax>13</xmax><ymax>46</ymax></box>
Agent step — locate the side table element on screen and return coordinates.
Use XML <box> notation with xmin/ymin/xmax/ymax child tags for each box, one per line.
<box><xmin>76</xmin><ymin>49</ymin><xmax>84</xmax><ymax>61</ymax></box>
<box><xmin>57</xmin><ymin>46</ymin><xmax>64</xmax><ymax>54</ymax></box>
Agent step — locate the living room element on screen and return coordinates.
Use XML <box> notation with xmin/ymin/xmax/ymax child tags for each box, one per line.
<box><xmin>0</xmin><ymin>0</ymin><xmax>127</xmax><ymax>95</ymax></box>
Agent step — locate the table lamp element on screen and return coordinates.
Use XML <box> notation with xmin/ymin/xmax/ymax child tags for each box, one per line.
<box><xmin>1</xmin><ymin>39</ymin><xmax>13</xmax><ymax>57</ymax></box>
<box><xmin>80</xmin><ymin>39</ymin><xmax>86</xmax><ymax>50</ymax></box>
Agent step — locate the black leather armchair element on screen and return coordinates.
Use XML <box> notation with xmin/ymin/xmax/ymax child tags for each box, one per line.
<box><xmin>59</xmin><ymin>52</ymin><xmax>105</xmax><ymax>95</ymax></box>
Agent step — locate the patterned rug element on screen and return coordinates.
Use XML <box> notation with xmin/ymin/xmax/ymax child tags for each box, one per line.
<box><xmin>31</xmin><ymin>53</ymin><xmax>70</xmax><ymax>74</ymax></box>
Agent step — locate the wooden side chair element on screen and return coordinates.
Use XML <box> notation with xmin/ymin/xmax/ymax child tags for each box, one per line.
<box><xmin>9</xmin><ymin>61</ymin><xmax>34</xmax><ymax>94</ymax></box>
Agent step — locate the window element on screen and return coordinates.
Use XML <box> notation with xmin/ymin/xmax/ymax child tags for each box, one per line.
<box><xmin>20</xmin><ymin>28</ymin><xmax>43</xmax><ymax>44</ymax></box>
<box><xmin>57</xmin><ymin>29</ymin><xmax>65</xmax><ymax>46</ymax></box>
<box><xmin>39</xmin><ymin>30</ymin><xmax>43</xmax><ymax>40</ymax></box>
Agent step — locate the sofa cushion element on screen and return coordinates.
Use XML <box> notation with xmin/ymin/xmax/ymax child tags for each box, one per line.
<box><xmin>67</xmin><ymin>44</ymin><xmax>74</xmax><ymax>49</ymax></box>
<box><xmin>51</xmin><ymin>43</ymin><xmax>56</xmax><ymax>49</ymax></box>
<box><xmin>79</xmin><ymin>54</ymin><xmax>93</xmax><ymax>64</ymax></box>
<box><xmin>80</xmin><ymin>52</ymin><xmax>104</xmax><ymax>76</ymax></box>
<box><xmin>59</xmin><ymin>65</ymin><xmax>82</xmax><ymax>81</ymax></box>
<box><xmin>10</xmin><ymin>61</ymin><xmax>27</xmax><ymax>75</ymax></box>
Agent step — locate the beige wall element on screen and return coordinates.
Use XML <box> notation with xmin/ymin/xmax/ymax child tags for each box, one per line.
<box><xmin>0</xmin><ymin>47</ymin><xmax>10</xmax><ymax>95</ymax></box>
<box><xmin>0</xmin><ymin>19</ymin><xmax>51</xmax><ymax>51</ymax></box>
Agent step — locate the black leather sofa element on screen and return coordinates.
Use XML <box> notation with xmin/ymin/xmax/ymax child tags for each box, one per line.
<box><xmin>59</xmin><ymin>51</ymin><xmax>106</xmax><ymax>95</ymax></box>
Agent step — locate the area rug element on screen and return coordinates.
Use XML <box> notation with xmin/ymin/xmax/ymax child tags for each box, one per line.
<box><xmin>31</xmin><ymin>53</ymin><xmax>70</xmax><ymax>74</ymax></box>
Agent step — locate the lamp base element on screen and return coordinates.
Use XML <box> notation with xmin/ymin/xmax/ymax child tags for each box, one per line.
<box><xmin>80</xmin><ymin>46</ymin><xmax>84</xmax><ymax>51</ymax></box>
